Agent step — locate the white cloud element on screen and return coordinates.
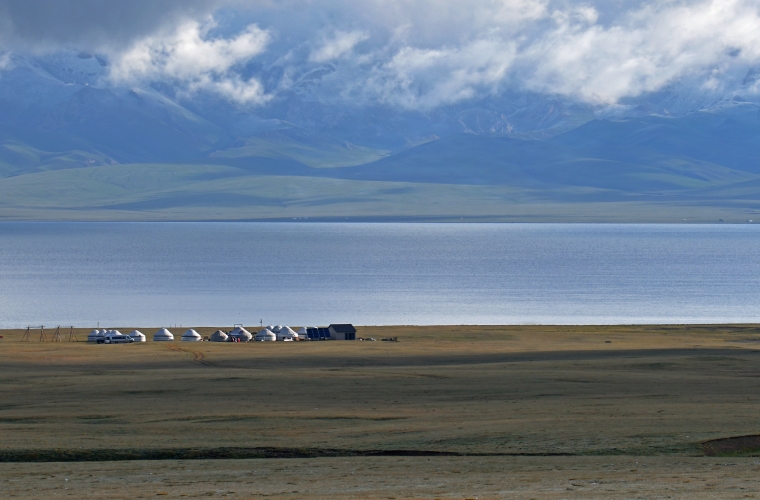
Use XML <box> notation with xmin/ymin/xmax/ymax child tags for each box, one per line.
<box><xmin>109</xmin><ymin>17</ymin><xmax>271</xmax><ymax>104</ymax></box>
<box><xmin>310</xmin><ymin>30</ymin><xmax>369</xmax><ymax>63</ymax></box>
<box><xmin>9</xmin><ymin>0</ymin><xmax>760</xmax><ymax>109</ymax></box>
<box><xmin>331</xmin><ymin>0</ymin><xmax>760</xmax><ymax>108</ymax></box>
<box><xmin>0</xmin><ymin>51</ymin><xmax>10</xmax><ymax>70</ymax></box>
<box><xmin>368</xmin><ymin>38</ymin><xmax>518</xmax><ymax>109</ymax></box>
<box><xmin>518</xmin><ymin>0</ymin><xmax>760</xmax><ymax>104</ymax></box>
<box><xmin>487</xmin><ymin>0</ymin><xmax>550</xmax><ymax>25</ymax></box>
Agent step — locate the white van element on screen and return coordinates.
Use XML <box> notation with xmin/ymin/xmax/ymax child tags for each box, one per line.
<box><xmin>101</xmin><ymin>332</ymin><xmax>134</xmax><ymax>344</ymax></box>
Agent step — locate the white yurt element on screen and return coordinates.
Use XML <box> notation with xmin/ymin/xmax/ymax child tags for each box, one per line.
<box><xmin>229</xmin><ymin>326</ymin><xmax>253</xmax><ymax>342</ymax></box>
<box><xmin>255</xmin><ymin>328</ymin><xmax>276</xmax><ymax>341</ymax></box>
<box><xmin>297</xmin><ymin>327</ymin><xmax>308</xmax><ymax>336</ymax></box>
<box><xmin>128</xmin><ymin>330</ymin><xmax>146</xmax><ymax>342</ymax></box>
<box><xmin>153</xmin><ymin>328</ymin><xmax>174</xmax><ymax>342</ymax></box>
<box><xmin>209</xmin><ymin>330</ymin><xmax>228</xmax><ymax>342</ymax></box>
<box><xmin>87</xmin><ymin>329</ymin><xmax>104</xmax><ymax>343</ymax></box>
<box><xmin>271</xmin><ymin>325</ymin><xmax>283</xmax><ymax>333</ymax></box>
<box><xmin>277</xmin><ymin>326</ymin><xmax>298</xmax><ymax>341</ymax></box>
<box><xmin>110</xmin><ymin>329</ymin><xmax>122</xmax><ymax>336</ymax></box>
<box><xmin>181</xmin><ymin>329</ymin><xmax>203</xmax><ymax>342</ymax></box>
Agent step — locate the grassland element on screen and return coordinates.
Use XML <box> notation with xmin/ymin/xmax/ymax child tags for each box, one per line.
<box><xmin>1</xmin><ymin>163</ymin><xmax>759</xmax><ymax>222</ymax></box>
<box><xmin>3</xmin><ymin>325</ymin><xmax>760</xmax><ymax>498</ymax></box>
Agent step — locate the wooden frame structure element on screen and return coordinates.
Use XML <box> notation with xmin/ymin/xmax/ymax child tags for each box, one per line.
<box><xmin>22</xmin><ymin>325</ymin><xmax>46</xmax><ymax>342</ymax></box>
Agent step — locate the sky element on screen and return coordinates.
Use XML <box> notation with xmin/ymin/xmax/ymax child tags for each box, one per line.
<box><xmin>1</xmin><ymin>0</ymin><xmax>759</xmax><ymax>110</ymax></box>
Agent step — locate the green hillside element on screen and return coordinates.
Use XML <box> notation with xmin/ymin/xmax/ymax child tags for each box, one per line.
<box><xmin>0</xmin><ymin>162</ymin><xmax>758</xmax><ymax>222</ymax></box>
<box><xmin>2</xmin><ymin>111</ymin><xmax>760</xmax><ymax>222</ymax></box>
<box><xmin>210</xmin><ymin>130</ymin><xmax>390</xmax><ymax>168</ymax></box>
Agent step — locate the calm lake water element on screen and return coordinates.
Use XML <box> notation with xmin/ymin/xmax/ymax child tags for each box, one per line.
<box><xmin>0</xmin><ymin>222</ymin><xmax>759</xmax><ymax>328</ymax></box>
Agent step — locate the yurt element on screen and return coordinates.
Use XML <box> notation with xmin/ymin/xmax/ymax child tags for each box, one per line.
<box><xmin>128</xmin><ymin>330</ymin><xmax>146</xmax><ymax>342</ymax></box>
<box><xmin>277</xmin><ymin>326</ymin><xmax>298</xmax><ymax>341</ymax></box>
<box><xmin>255</xmin><ymin>328</ymin><xmax>276</xmax><ymax>341</ymax></box>
<box><xmin>181</xmin><ymin>329</ymin><xmax>202</xmax><ymax>342</ymax></box>
<box><xmin>209</xmin><ymin>330</ymin><xmax>228</xmax><ymax>342</ymax></box>
<box><xmin>271</xmin><ymin>325</ymin><xmax>283</xmax><ymax>333</ymax></box>
<box><xmin>153</xmin><ymin>328</ymin><xmax>174</xmax><ymax>342</ymax></box>
<box><xmin>87</xmin><ymin>329</ymin><xmax>104</xmax><ymax>343</ymax></box>
<box><xmin>229</xmin><ymin>326</ymin><xmax>253</xmax><ymax>342</ymax></box>
<box><xmin>296</xmin><ymin>327</ymin><xmax>308</xmax><ymax>336</ymax></box>
<box><xmin>110</xmin><ymin>329</ymin><xmax>122</xmax><ymax>336</ymax></box>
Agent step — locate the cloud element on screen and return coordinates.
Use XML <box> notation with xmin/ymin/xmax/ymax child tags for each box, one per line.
<box><xmin>518</xmin><ymin>0</ymin><xmax>760</xmax><ymax>104</ymax></box>
<box><xmin>347</xmin><ymin>0</ymin><xmax>760</xmax><ymax>108</ymax></box>
<box><xmin>4</xmin><ymin>0</ymin><xmax>760</xmax><ymax>109</ymax></box>
<box><xmin>109</xmin><ymin>18</ymin><xmax>271</xmax><ymax>105</ymax></box>
<box><xmin>310</xmin><ymin>30</ymin><xmax>369</xmax><ymax>63</ymax></box>
<box><xmin>0</xmin><ymin>0</ymin><xmax>221</xmax><ymax>51</ymax></box>
<box><xmin>367</xmin><ymin>38</ymin><xmax>518</xmax><ymax>109</ymax></box>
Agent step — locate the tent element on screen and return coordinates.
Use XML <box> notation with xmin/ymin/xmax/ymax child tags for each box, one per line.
<box><xmin>209</xmin><ymin>330</ymin><xmax>228</xmax><ymax>342</ymax></box>
<box><xmin>181</xmin><ymin>329</ymin><xmax>202</xmax><ymax>342</ymax></box>
<box><xmin>255</xmin><ymin>328</ymin><xmax>276</xmax><ymax>341</ymax></box>
<box><xmin>87</xmin><ymin>329</ymin><xmax>104</xmax><ymax>343</ymax></box>
<box><xmin>296</xmin><ymin>327</ymin><xmax>307</xmax><ymax>336</ymax></box>
<box><xmin>128</xmin><ymin>330</ymin><xmax>146</xmax><ymax>342</ymax></box>
<box><xmin>277</xmin><ymin>326</ymin><xmax>298</xmax><ymax>341</ymax></box>
<box><xmin>229</xmin><ymin>326</ymin><xmax>253</xmax><ymax>342</ymax></box>
<box><xmin>271</xmin><ymin>325</ymin><xmax>283</xmax><ymax>333</ymax></box>
<box><xmin>153</xmin><ymin>328</ymin><xmax>174</xmax><ymax>342</ymax></box>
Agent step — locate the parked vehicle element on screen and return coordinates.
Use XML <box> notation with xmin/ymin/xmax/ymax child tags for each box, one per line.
<box><xmin>99</xmin><ymin>333</ymin><xmax>134</xmax><ymax>344</ymax></box>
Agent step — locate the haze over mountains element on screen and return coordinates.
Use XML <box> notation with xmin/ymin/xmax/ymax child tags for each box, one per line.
<box><xmin>1</xmin><ymin>0</ymin><xmax>760</xmax><ymax>221</ymax></box>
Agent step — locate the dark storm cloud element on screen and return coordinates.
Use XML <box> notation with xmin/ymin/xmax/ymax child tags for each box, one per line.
<box><xmin>0</xmin><ymin>0</ymin><xmax>222</xmax><ymax>50</ymax></box>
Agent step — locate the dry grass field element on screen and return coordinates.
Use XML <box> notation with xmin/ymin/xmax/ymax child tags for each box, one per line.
<box><xmin>2</xmin><ymin>324</ymin><xmax>760</xmax><ymax>498</ymax></box>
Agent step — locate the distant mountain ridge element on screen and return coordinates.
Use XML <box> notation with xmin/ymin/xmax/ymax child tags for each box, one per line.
<box><xmin>1</xmin><ymin>51</ymin><xmax>760</xmax><ymax>221</ymax></box>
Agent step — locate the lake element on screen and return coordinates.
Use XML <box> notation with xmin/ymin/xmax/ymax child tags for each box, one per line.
<box><xmin>0</xmin><ymin>222</ymin><xmax>758</xmax><ymax>328</ymax></box>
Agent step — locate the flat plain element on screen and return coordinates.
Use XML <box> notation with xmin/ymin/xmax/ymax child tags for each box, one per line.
<box><xmin>3</xmin><ymin>325</ymin><xmax>760</xmax><ymax>498</ymax></box>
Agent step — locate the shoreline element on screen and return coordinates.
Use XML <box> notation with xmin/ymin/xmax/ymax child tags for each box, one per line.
<box><xmin>3</xmin><ymin>323</ymin><xmax>760</xmax><ymax>336</ymax></box>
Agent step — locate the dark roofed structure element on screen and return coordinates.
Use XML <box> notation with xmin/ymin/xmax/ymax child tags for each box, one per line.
<box><xmin>328</xmin><ymin>324</ymin><xmax>356</xmax><ymax>340</ymax></box>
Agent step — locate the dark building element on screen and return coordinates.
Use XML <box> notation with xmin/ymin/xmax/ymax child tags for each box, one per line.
<box><xmin>328</xmin><ymin>324</ymin><xmax>356</xmax><ymax>340</ymax></box>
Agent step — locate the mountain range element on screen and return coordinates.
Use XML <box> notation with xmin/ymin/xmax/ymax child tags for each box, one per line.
<box><xmin>0</xmin><ymin>51</ymin><xmax>759</xmax><ymax>222</ymax></box>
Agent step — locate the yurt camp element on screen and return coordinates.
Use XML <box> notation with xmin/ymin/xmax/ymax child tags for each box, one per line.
<box><xmin>255</xmin><ymin>328</ymin><xmax>276</xmax><ymax>341</ymax></box>
<box><xmin>128</xmin><ymin>330</ymin><xmax>146</xmax><ymax>342</ymax></box>
<box><xmin>153</xmin><ymin>328</ymin><xmax>174</xmax><ymax>342</ymax></box>
<box><xmin>229</xmin><ymin>326</ymin><xmax>253</xmax><ymax>342</ymax></box>
<box><xmin>209</xmin><ymin>330</ymin><xmax>228</xmax><ymax>342</ymax></box>
<box><xmin>87</xmin><ymin>329</ymin><xmax>104</xmax><ymax>343</ymax></box>
<box><xmin>181</xmin><ymin>329</ymin><xmax>203</xmax><ymax>342</ymax></box>
<box><xmin>276</xmin><ymin>326</ymin><xmax>298</xmax><ymax>341</ymax></box>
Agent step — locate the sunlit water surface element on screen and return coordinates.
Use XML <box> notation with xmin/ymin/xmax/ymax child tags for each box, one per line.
<box><xmin>1</xmin><ymin>222</ymin><xmax>758</xmax><ymax>327</ymax></box>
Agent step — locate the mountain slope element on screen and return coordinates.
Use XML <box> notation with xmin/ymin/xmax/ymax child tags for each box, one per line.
<box><xmin>336</xmin><ymin>129</ymin><xmax>758</xmax><ymax>192</ymax></box>
<box><xmin>1</xmin><ymin>52</ymin><xmax>760</xmax><ymax>220</ymax></box>
<box><xmin>551</xmin><ymin>105</ymin><xmax>760</xmax><ymax>175</ymax></box>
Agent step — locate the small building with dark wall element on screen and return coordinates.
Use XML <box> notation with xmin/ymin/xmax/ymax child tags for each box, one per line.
<box><xmin>305</xmin><ymin>327</ymin><xmax>331</xmax><ymax>340</ymax></box>
<box><xmin>328</xmin><ymin>324</ymin><xmax>356</xmax><ymax>340</ymax></box>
